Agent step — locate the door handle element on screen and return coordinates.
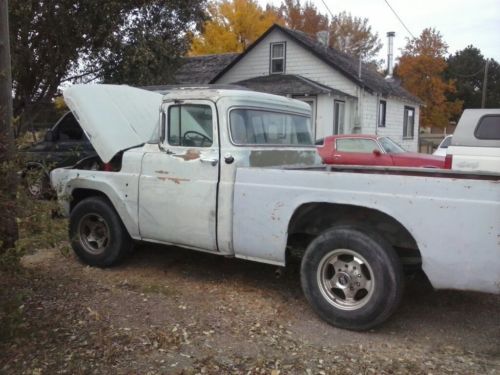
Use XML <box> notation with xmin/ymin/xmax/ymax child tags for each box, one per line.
<box><xmin>200</xmin><ymin>157</ymin><xmax>218</xmax><ymax>166</ymax></box>
<box><xmin>333</xmin><ymin>154</ymin><xmax>341</xmax><ymax>158</ymax></box>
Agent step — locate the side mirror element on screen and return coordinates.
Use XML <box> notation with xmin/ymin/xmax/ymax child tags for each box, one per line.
<box><xmin>44</xmin><ymin>129</ymin><xmax>55</xmax><ymax>142</ymax></box>
<box><xmin>373</xmin><ymin>149</ymin><xmax>382</xmax><ymax>157</ymax></box>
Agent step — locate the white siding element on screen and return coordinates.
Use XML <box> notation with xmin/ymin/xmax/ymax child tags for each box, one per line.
<box><xmin>215</xmin><ymin>29</ymin><xmax>358</xmax><ymax>97</ymax></box>
<box><xmin>214</xmin><ymin>27</ymin><xmax>420</xmax><ymax>150</ymax></box>
<box><xmin>376</xmin><ymin>97</ymin><xmax>419</xmax><ymax>152</ymax></box>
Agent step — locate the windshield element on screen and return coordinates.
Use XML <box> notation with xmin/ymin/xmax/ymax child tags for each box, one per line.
<box><xmin>440</xmin><ymin>136</ymin><xmax>452</xmax><ymax>148</ymax></box>
<box><xmin>378</xmin><ymin>137</ymin><xmax>406</xmax><ymax>154</ymax></box>
<box><xmin>230</xmin><ymin>108</ymin><xmax>313</xmax><ymax>146</ymax></box>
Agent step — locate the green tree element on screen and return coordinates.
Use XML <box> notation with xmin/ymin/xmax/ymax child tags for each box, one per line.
<box><xmin>102</xmin><ymin>0</ymin><xmax>207</xmax><ymax>85</ymax></box>
<box><xmin>9</xmin><ymin>0</ymin><xmax>206</xmax><ymax>133</ymax></box>
<box><xmin>9</xmin><ymin>0</ymin><xmax>129</xmax><ymax>132</ymax></box>
<box><xmin>445</xmin><ymin>46</ymin><xmax>500</xmax><ymax>110</ymax></box>
<box><xmin>396</xmin><ymin>28</ymin><xmax>462</xmax><ymax>129</ymax></box>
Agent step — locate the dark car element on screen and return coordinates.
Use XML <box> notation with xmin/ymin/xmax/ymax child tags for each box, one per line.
<box><xmin>316</xmin><ymin>134</ymin><xmax>445</xmax><ymax>168</ymax></box>
<box><xmin>21</xmin><ymin>112</ymin><xmax>95</xmax><ymax>198</ymax></box>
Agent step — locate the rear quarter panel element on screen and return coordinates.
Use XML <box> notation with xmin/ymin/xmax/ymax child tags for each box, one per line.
<box><xmin>233</xmin><ymin>167</ymin><xmax>500</xmax><ymax>294</ymax></box>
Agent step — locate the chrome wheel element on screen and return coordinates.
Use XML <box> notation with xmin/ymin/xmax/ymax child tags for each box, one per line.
<box><xmin>78</xmin><ymin>213</ymin><xmax>110</xmax><ymax>255</ymax></box>
<box><xmin>317</xmin><ymin>249</ymin><xmax>374</xmax><ymax>311</ymax></box>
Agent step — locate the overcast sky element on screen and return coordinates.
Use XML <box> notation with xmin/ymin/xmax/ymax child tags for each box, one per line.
<box><xmin>258</xmin><ymin>0</ymin><xmax>500</xmax><ymax>65</ymax></box>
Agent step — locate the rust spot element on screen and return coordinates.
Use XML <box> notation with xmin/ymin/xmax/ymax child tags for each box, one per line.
<box><xmin>155</xmin><ymin>170</ymin><xmax>169</xmax><ymax>174</ymax></box>
<box><xmin>157</xmin><ymin>176</ymin><xmax>190</xmax><ymax>184</ymax></box>
<box><xmin>177</xmin><ymin>149</ymin><xmax>200</xmax><ymax>161</ymax></box>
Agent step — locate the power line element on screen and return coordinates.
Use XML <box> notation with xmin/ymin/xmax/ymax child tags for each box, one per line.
<box><xmin>383</xmin><ymin>0</ymin><xmax>416</xmax><ymax>39</ymax></box>
<box><xmin>320</xmin><ymin>0</ymin><xmax>334</xmax><ymax>20</ymax></box>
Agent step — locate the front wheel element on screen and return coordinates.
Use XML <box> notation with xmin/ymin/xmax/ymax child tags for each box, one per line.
<box><xmin>69</xmin><ymin>196</ymin><xmax>132</xmax><ymax>267</ymax></box>
<box><xmin>301</xmin><ymin>226</ymin><xmax>403</xmax><ymax>331</ymax></box>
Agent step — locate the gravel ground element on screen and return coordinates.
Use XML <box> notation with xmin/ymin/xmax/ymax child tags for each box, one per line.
<box><xmin>1</xmin><ymin>242</ymin><xmax>499</xmax><ymax>374</ymax></box>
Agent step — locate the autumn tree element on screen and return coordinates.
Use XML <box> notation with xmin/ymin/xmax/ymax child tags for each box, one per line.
<box><xmin>278</xmin><ymin>2</ymin><xmax>381</xmax><ymax>64</ymax></box>
<box><xmin>278</xmin><ymin>0</ymin><xmax>328</xmax><ymax>36</ymax></box>
<box><xmin>329</xmin><ymin>12</ymin><xmax>382</xmax><ymax>62</ymax></box>
<box><xmin>396</xmin><ymin>28</ymin><xmax>462</xmax><ymax>129</ymax></box>
<box><xmin>445</xmin><ymin>46</ymin><xmax>500</xmax><ymax>110</ymax></box>
<box><xmin>190</xmin><ymin>0</ymin><xmax>280</xmax><ymax>55</ymax></box>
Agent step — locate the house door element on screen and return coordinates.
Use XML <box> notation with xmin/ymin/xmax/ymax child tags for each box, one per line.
<box><xmin>334</xmin><ymin>100</ymin><xmax>345</xmax><ymax>134</ymax></box>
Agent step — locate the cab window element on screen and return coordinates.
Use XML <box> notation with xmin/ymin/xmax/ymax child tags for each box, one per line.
<box><xmin>168</xmin><ymin>105</ymin><xmax>213</xmax><ymax>147</ymax></box>
<box><xmin>229</xmin><ymin>108</ymin><xmax>312</xmax><ymax>146</ymax></box>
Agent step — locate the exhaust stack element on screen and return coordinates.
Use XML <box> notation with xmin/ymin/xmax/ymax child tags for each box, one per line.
<box><xmin>386</xmin><ymin>31</ymin><xmax>395</xmax><ymax>79</ymax></box>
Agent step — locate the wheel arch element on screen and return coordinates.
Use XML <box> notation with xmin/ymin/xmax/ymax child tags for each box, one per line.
<box><xmin>286</xmin><ymin>202</ymin><xmax>423</xmax><ymax>274</ymax></box>
<box><xmin>68</xmin><ymin>184</ymin><xmax>140</xmax><ymax>239</ymax></box>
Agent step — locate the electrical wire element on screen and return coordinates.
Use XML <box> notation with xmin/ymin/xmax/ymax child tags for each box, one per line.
<box><xmin>320</xmin><ymin>0</ymin><xmax>335</xmax><ymax>20</ymax></box>
<box><xmin>383</xmin><ymin>0</ymin><xmax>416</xmax><ymax>39</ymax></box>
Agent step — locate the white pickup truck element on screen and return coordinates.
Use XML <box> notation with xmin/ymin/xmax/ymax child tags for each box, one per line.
<box><xmin>51</xmin><ymin>85</ymin><xmax>500</xmax><ymax>331</ymax></box>
<box><xmin>446</xmin><ymin>108</ymin><xmax>500</xmax><ymax>173</ymax></box>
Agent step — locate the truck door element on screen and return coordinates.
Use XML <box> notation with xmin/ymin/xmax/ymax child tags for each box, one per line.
<box><xmin>138</xmin><ymin>100</ymin><xmax>220</xmax><ymax>251</ymax></box>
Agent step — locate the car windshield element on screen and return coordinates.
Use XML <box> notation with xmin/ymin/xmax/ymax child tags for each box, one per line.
<box><xmin>378</xmin><ymin>137</ymin><xmax>406</xmax><ymax>154</ymax></box>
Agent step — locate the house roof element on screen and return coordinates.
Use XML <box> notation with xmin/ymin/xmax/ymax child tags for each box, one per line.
<box><xmin>173</xmin><ymin>53</ymin><xmax>239</xmax><ymax>84</ymax></box>
<box><xmin>211</xmin><ymin>24</ymin><xmax>421</xmax><ymax>104</ymax></box>
<box><xmin>234</xmin><ymin>74</ymin><xmax>356</xmax><ymax>99</ymax></box>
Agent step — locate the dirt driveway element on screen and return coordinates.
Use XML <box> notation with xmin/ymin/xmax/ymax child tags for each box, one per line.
<box><xmin>1</xmin><ymin>242</ymin><xmax>499</xmax><ymax>374</ymax></box>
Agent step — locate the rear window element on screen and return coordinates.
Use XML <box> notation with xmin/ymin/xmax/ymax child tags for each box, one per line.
<box><xmin>229</xmin><ymin>108</ymin><xmax>313</xmax><ymax>146</ymax></box>
<box><xmin>474</xmin><ymin>115</ymin><xmax>500</xmax><ymax>140</ymax></box>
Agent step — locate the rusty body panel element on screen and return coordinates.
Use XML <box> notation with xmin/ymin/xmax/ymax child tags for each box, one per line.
<box><xmin>233</xmin><ymin>167</ymin><xmax>500</xmax><ymax>293</ymax></box>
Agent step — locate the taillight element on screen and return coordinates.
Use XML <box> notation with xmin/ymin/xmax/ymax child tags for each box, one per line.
<box><xmin>444</xmin><ymin>154</ymin><xmax>452</xmax><ymax>169</ymax></box>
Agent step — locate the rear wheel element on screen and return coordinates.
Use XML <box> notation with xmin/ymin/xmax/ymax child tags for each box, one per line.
<box><xmin>301</xmin><ymin>226</ymin><xmax>403</xmax><ymax>331</ymax></box>
<box><xmin>69</xmin><ymin>196</ymin><xmax>132</xmax><ymax>267</ymax></box>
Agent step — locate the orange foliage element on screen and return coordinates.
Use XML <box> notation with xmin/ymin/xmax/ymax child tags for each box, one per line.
<box><xmin>190</xmin><ymin>0</ymin><xmax>282</xmax><ymax>55</ymax></box>
<box><xmin>397</xmin><ymin>28</ymin><xmax>462</xmax><ymax>128</ymax></box>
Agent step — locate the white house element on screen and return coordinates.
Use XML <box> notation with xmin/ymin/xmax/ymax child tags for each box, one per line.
<box><xmin>171</xmin><ymin>24</ymin><xmax>421</xmax><ymax>150</ymax></box>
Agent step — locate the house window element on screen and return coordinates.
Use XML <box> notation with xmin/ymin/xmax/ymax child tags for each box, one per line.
<box><xmin>270</xmin><ymin>42</ymin><xmax>286</xmax><ymax>74</ymax></box>
<box><xmin>403</xmin><ymin>106</ymin><xmax>415</xmax><ymax>138</ymax></box>
<box><xmin>378</xmin><ymin>100</ymin><xmax>386</xmax><ymax>127</ymax></box>
<box><xmin>334</xmin><ymin>100</ymin><xmax>345</xmax><ymax>134</ymax></box>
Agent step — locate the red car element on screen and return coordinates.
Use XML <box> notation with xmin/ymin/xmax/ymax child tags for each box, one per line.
<box><xmin>316</xmin><ymin>135</ymin><xmax>445</xmax><ymax>168</ymax></box>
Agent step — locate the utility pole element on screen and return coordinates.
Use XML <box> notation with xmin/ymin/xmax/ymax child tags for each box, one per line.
<box><xmin>0</xmin><ymin>0</ymin><xmax>19</xmax><ymax>251</ymax></box>
<box><xmin>481</xmin><ymin>59</ymin><xmax>490</xmax><ymax>108</ymax></box>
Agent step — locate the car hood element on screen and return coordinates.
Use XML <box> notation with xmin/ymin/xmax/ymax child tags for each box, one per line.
<box><xmin>63</xmin><ymin>84</ymin><xmax>163</xmax><ymax>163</ymax></box>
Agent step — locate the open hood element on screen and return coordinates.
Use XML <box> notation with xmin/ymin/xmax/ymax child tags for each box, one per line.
<box><xmin>63</xmin><ymin>84</ymin><xmax>163</xmax><ymax>163</ymax></box>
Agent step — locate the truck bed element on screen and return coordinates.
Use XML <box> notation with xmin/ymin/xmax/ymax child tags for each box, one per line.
<box><xmin>233</xmin><ymin>166</ymin><xmax>500</xmax><ymax>294</ymax></box>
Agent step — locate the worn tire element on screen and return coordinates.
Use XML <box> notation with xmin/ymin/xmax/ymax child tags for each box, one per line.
<box><xmin>301</xmin><ymin>225</ymin><xmax>403</xmax><ymax>331</ymax></box>
<box><xmin>69</xmin><ymin>196</ymin><xmax>132</xmax><ymax>267</ymax></box>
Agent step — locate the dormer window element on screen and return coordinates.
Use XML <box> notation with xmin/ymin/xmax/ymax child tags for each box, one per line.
<box><xmin>270</xmin><ymin>42</ymin><xmax>286</xmax><ymax>74</ymax></box>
